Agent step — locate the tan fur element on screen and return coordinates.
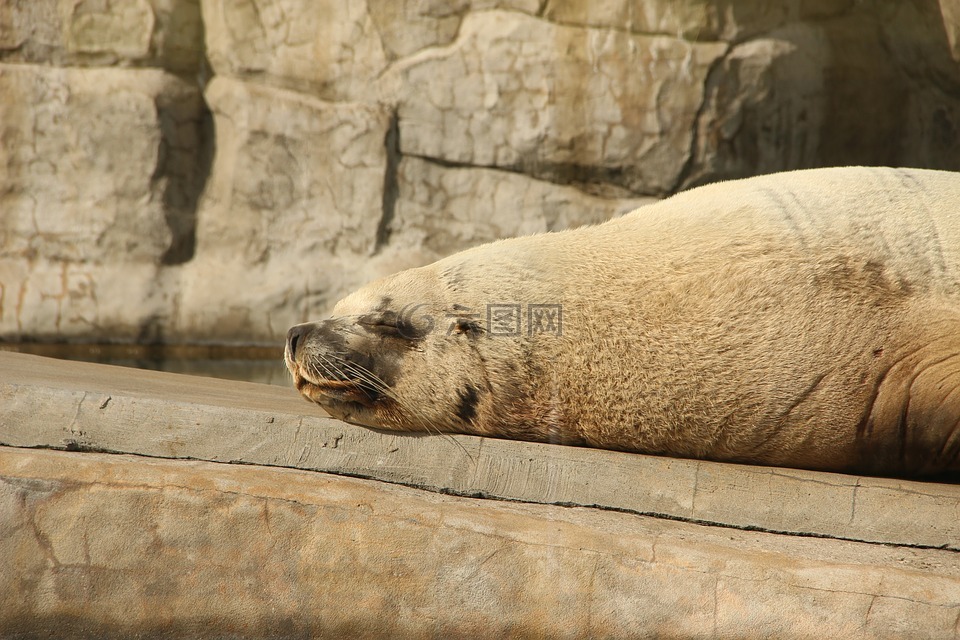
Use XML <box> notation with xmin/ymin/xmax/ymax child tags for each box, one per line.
<box><xmin>287</xmin><ymin>167</ymin><xmax>960</xmax><ymax>476</ymax></box>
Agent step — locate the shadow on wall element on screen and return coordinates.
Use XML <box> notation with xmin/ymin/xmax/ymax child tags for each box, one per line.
<box><xmin>159</xmin><ymin>80</ymin><xmax>216</xmax><ymax>267</ymax></box>
<box><xmin>681</xmin><ymin>0</ymin><xmax>960</xmax><ymax>188</ymax></box>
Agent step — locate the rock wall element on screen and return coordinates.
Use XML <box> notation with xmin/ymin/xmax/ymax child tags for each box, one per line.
<box><xmin>1</xmin><ymin>0</ymin><xmax>959</xmax><ymax>344</ymax></box>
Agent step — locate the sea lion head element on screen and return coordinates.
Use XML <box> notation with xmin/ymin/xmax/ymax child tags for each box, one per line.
<box><xmin>285</xmin><ymin>261</ymin><xmax>507</xmax><ymax>437</ymax></box>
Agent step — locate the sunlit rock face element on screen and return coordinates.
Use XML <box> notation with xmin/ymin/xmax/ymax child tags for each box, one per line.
<box><xmin>1</xmin><ymin>0</ymin><xmax>958</xmax><ymax>343</ymax></box>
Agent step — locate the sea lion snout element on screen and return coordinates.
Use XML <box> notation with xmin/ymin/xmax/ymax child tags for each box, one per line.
<box><xmin>284</xmin><ymin>317</ymin><xmax>400</xmax><ymax>416</ymax></box>
<box><xmin>285</xmin><ymin>319</ymin><xmax>358</xmax><ymax>395</ymax></box>
<box><xmin>285</xmin><ymin>320</ymin><xmax>350</xmax><ymax>363</ymax></box>
<box><xmin>285</xmin><ymin>322</ymin><xmax>312</xmax><ymax>361</ymax></box>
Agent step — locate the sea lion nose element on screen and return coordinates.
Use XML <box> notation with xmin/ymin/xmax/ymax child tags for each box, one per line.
<box><xmin>286</xmin><ymin>323</ymin><xmax>313</xmax><ymax>360</ymax></box>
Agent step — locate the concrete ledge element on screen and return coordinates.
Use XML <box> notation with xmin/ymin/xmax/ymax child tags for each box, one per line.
<box><xmin>1</xmin><ymin>352</ymin><xmax>959</xmax><ymax>549</ymax></box>
<box><xmin>2</xmin><ymin>446</ymin><xmax>960</xmax><ymax>639</ymax></box>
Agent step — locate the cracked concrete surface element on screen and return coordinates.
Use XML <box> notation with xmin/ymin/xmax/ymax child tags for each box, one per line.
<box><xmin>3</xmin><ymin>351</ymin><xmax>960</xmax><ymax>552</ymax></box>
<box><xmin>1</xmin><ymin>442</ymin><xmax>959</xmax><ymax>638</ymax></box>
<box><xmin>1</xmin><ymin>351</ymin><xmax>959</xmax><ymax>637</ymax></box>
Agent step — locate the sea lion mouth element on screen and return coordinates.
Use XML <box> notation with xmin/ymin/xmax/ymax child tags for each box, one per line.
<box><xmin>307</xmin><ymin>376</ymin><xmax>361</xmax><ymax>390</ymax></box>
<box><xmin>291</xmin><ymin>366</ymin><xmax>380</xmax><ymax>408</ymax></box>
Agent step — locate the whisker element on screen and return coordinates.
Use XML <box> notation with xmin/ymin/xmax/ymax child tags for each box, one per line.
<box><xmin>309</xmin><ymin>354</ymin><xmax>343</xmax><ymax>383</ymax></box>
<box><xmin>323</xmin><ymin>353</ymin><xmax>398</xmax><ymax>401</ymax></box>
<box><xmin>313</xmin><ymin>352</ymin><xmax>361</xmax><ymax>385</ymax></box>
<box><xmin>384</xmin><ymin>390</ymin><xmax>475</xmax><ymax>462</ymax></box>
<box><xmin>331</xmin><ymin>356</ymin><xmax>397</xmax><ymax>400</ymax></box>
<box><xmin>344</xmin><ymin>361</ymin><xmax>393</xmax><ymax>397</ymax></box>
<box><xmin>304</xmin><ymin>347</ymin><xmax>475</xmax><ymax>463</ymax></box>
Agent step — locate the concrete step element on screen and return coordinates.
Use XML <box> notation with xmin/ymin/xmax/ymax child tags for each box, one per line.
<box><xmin>1</xmin><ymin>351</ymin><xmax>958</xmax><ymax>637</ymax></box>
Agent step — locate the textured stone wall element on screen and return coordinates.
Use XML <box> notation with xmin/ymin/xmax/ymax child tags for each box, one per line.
<box><xmin>1</xmin><ymin>1</ymin><xmax>958</xmax><ymax>344</ymax></box>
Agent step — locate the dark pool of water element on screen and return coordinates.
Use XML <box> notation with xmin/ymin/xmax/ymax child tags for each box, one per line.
<box><xmin>2</xmin><ymin>344</ymin><xmax>291</xmax><ymax>387</ymax></box>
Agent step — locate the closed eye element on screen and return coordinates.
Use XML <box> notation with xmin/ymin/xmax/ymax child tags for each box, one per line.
<box><xmin>358</xmin><ymin>310</ymin><xmax>431</xmax><ymax>341</ymax></box>
<box><xmin>358</xmin><ymin>313</ymin><xmax>405</xmax><ymax>336</ymax></box>
<box><xmin>359</xmin><ymin>314</ymin><xmax>396</xmax><ymax>327</ymax></box>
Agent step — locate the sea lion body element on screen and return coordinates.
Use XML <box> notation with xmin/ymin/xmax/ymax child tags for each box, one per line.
<box><xmin>286</xmin><ymin>167</ymin><xmax>960</xmax><ymax>476</ymax></box>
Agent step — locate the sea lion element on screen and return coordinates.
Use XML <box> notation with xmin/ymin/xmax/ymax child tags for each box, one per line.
<box><xmin>285</xmin><ymin>166</ymin><xmax>960</xmax><ymax>477</ymax></box>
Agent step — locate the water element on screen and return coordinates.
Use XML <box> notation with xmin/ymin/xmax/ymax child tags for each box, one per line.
<box><xmin>1</xmin><ymin>344</ymin><xmax>291</xmax><ymax>387</ymax></box>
